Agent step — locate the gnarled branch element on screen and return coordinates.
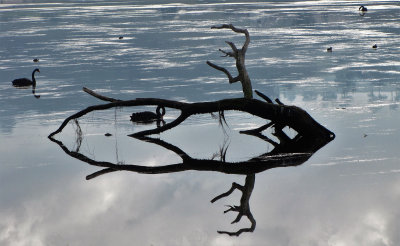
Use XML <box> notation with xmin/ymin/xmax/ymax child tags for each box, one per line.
<box><xmin>211</xmin><ymin>24</ymin><xmax>250</xmax><ymax>52</ymax></box>
<box><xmin>206</xmin><ymin>61</ymin><xmax>240</xmax><ymax>83</ymax></box>
<box><xmin>211</xmin><ymin>174</ymin><xmax>256</xmax><ymax>236</ymax></box>
<box><xmin>207</xmin><ymin>24</ymin><xmax>253</xmax><ymax>99</ymax></box>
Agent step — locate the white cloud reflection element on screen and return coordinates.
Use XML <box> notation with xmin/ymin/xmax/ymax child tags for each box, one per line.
<box><xmin>1</xmin><ymin>164</ymin><xmax>399</xmax><ymax>245</ymax></box>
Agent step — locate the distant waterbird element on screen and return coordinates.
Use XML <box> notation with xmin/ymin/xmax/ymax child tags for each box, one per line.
<box><xmin>12</xmin><ymin>68</ymin><xmax>40</xmax><ymax>87</ymax></box>
<box><xmin>359</xmin><ymin>6</ymin><xmax>367</xmax><ymax>12</ymax></box>
<box><xmin>130</xmin><ymin>105</ymin><xmax>166</xmax><ymax>123</ymax></box>
<box><xmin>327</xmin><ymin>47</ymin><xmax>332</xmax><ymax>52</ymax></box>
<box><xmin>33</xmin><ymin>58</ymin><xmax>39</xmax><ymax>62</ymax></box>
<box><xmin>118</xmin><ymin>36</ymin><xmax>124</xmax><ymax>40</ymax></box>
<box><xmin>372</xmin><ymin>44</ymin><xmax>378</xmax><ymax>49</ymax></box>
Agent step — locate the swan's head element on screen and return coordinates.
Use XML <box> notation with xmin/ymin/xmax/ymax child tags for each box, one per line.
<box><xmin>156</xmin><ymin>106</ymin><xmax>166</xmax><ymax>117</ymax></box>
<box><xmin>34</xmin><ymin>68</ymin><xmax>40</xmax><ymax>73</ymax></box>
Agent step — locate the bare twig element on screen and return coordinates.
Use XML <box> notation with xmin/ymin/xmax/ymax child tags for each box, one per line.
<box><xmin>211</xmin><ymin>24</ymin><xmax>250</xmax><ymax>52</ymax></box>
<box><xmin>206</xmin><ymin>61</ymin><xmax>240</xmax><ymax>83</ymax></box>
<box><xmin>275</xmin><ymin>98</ymin><xmax>284</xmax><ymax>105</ymax></box>
<box><xmin>255</xmin><ymin>90</ymin><xmax>273</xmax><ymax>103</ymax></box>
<box><xmin>83</xmin><ymin>87</ymin><xmax>120</xmax><ymax>102</ymax></box>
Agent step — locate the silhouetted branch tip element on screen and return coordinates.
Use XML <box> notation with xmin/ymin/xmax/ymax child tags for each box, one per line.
<box><xmin>275</xmin><ymin>98</ymin><xmax>284</xmax><ymax>105</ymax></box>
<box><xmin>255</xmin><ymin>90</ymin><xmax>273</xmax><ymax>103</ymax></box>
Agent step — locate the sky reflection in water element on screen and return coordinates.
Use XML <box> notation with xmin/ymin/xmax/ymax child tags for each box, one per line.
<box><xmin>1</xmin><ymin>1</ymin><xmax>400</xmax><ymax>245</ymax></box>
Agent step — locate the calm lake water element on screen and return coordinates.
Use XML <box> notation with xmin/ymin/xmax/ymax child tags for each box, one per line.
<box><xmin>1</xmin><ymin>0</ymin><xmax>400</xmax><ymax>245</ymax></box>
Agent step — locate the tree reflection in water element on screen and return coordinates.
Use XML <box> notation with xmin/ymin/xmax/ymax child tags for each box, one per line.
<box><xmin>49</xmin><ymin>118</ymin><xmax>334</xmax><ymax>236</ymax></box>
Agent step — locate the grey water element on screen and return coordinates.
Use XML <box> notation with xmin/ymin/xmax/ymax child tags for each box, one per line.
<box><xmin>1</xmin><ymin>0</ymin><xmax>400</xmax><ymax>245</ymax></box>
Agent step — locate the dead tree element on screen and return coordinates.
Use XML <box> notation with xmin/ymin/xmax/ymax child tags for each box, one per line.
<box><xmin>49</xmin><ymin>88</ymin><xmax>334</xmax><ymax>144</ymax></box>
<box><xmin>207</xmin><ymin>24</ymin><xmax>253</xmax><ymax>99</ymax></box>
<box><xmin>47</xmin><ymin>25</ymin><xmax>335</xmax><ymax>237</ymax></box>
<box><xmin>49</xmin><ymin>25</ymin><xmax>334</xmax><ymax>141</ymax></box>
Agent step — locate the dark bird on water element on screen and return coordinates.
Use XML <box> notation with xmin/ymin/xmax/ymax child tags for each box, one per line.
<box><xmin>359</xmin><ymin>6</ymin><xmax>367</xmax><ymax>12</ymax></box>
<box><xmin>118</xmin><ymin>36</ymin><xmax>124</xmax><ymax>40</ymax></box>
<box><xmin>327</xmin><ymin>47</ymin><xmax>332</xmax><ymax>52</ymax></box>
<box><xmin>12</xmin><ymin>68</ymin><xmax>40</xmax><ymax>87</ymax></box>
<box><xmin>130</xmin><ymin>105</ymin><xmax>166</xmax><ymax>123</ymax></box>
<box><xmin>372</xmin><ymin>44</ymin><xmax>378</xmax><ymax>49</ymax></box>
<box><xmin>33</xmin><ymin>58</ymin><xmax>39</xmax><ymax>62</ymax></box>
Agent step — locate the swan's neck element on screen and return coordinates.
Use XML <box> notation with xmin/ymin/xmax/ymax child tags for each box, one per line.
<box><xmin>156</xmin><ymin>106</ymin><xmax>165</xmax><ymax>117</ymax></box>
<box><xmin>32</xmin><ymin>71</ymin><xmax>37</xmax><ymax>85</ymax></box>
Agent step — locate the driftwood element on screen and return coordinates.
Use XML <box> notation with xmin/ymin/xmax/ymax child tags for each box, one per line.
<box><xmin>49</xmin><ymin>87</ymin><xmax>334</xmax><ymax>143</ymax></box>
<box><xmin>49</xmin><ymin>25</ymin><xmax>333</xmax><ymax>141</ymax></box>
<box><xmin>47</xmin><ymin>24</ymin><xmax>335</xmax><ymax>236</ymax></box>
<box><xmin>48</xmin><ymin>87</ymin><xmax>334</xmax><ymax>236</ymax></box>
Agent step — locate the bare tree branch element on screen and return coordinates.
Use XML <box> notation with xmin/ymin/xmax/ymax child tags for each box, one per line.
<box><xmin>212</xmin><ymin>174</ymin><xmax>256</xmax><ymax>236</ymax></box>
<box><xmin>255</xmin><ymin>90</ymin><xmax>273</xmax><ymax>103</ymax></box>
<box><xmin>211</xmin><ymin>24</ymin><xmax>250</xmax><ymax>52</ymax></box>
<box><xmin>207</xmin><ymin>24</ymin><xmax>252</xmax><ymax>98</ymax></box>
<box><xmin>211</xmin><ymin>182</ymin><xmax>243</xmax><ymax>203</ymax></box>
<box><xmin>218</xmin><ymin>48</ymin><xmax>235</xmax><ymax>57</ymax></box>
<box><xmin>225</xmin><ymin>41</ymin><xmax>238</xmax><ymax>53</ymax></box>
<box><xmin>206</xmin><ymin>61</ymin><xmax>240</xmax><ymax>83</ymax></box>
<box><xmin>275</xmin><ymin>98</ymin><xmax>284</xmax><ymax>105</ymax></box>
<box><xmin>83</xmin><ymin>87</ymin><xmax>120</xmax><ymax>102</ymax></box>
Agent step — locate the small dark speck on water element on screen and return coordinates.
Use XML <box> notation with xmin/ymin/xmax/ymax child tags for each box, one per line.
<box><xmin>33</xmin><ymin>58</ymin><xmax>39</xmax><ymax>62</ymax></box>
<box><xmin>105</xmin><ymin>133</ymin><xmax>112</xmax><ymax>137</ymax></box>
<box><xmin>118</xmin><ymin>36</ymin><xmax>123</xmax><ymax>40</ymax></box>
<box><xmin>372</xmin><ymin>44</ymin><xmax>378</xmax><ymax>49</ymax></box>
<box><xmin>327</xmin><ymin>47</ymin><xmax>332</xmax><ymax>52</ymax></box>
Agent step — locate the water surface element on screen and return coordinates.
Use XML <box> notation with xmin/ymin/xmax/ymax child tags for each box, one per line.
<box><xmin>1</xmin><ymin>1</ymin><xmax>400</xmax><ymax>245</ymax></box>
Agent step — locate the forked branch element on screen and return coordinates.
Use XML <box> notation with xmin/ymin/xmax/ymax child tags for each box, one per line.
<box><xmin>211</xmin><ymin>174</ymin><xmax>256</xmax><ymax>236</ymax></box>
<box><xmin>211</xmin><ymin>24</ymin><xmax>250</xmax><ymax>52</ymax></box>
<box><xmin>206</xmin><ymin>61</ymin><xmax>240</xmax><ymax>83</ymax></box>
<box><xmin>207</xmin><ymin>24</ymin><xmax>253</xmax><ymax>99</ymax></box>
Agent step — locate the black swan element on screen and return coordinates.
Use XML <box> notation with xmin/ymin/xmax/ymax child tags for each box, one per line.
<box><xmin>12</xmin><ymin>68</ymin><xmax>40</xmax><ymax>87</ymax></box>
<box><xmin>359</xmin><ymin>6</ymin><xmax>367</xmax><ymax>12</ymax></box>
<box><xmin>130</xmin><ymin>105</ymin><xmax>165</xmax><ymax>123</ymax></box>
<box><xmin>372</xmin><ymin>44</ymin><xmax>378</xmax><ymax>49</ymax></box>
<box><xmin>327</xmin><ymin>47</ymin><xmax>332</xmax><ymax>52</ymax></box>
